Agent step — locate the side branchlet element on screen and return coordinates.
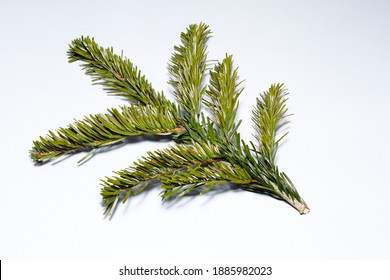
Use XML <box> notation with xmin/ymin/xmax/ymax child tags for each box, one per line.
<box><xmin>252</xmin><ymin>83</ymin><xmax>290</xmax><ymax>164</ymax></box>
<box><xmin>204</xmin><ymin>54</ymin><xmax>243</xmax><ymax>142</ymax></box>
<box><xmin>168</xmin><ymin>23</ymin><xmax>211</xmax><ymax>117</ymax></box>
<box><xmin>68</xmin><ymin>36</ymin><xmax>171</xmax><ymax>107</ymax></box>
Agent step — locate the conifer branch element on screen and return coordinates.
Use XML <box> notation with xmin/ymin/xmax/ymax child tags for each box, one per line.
<box><xmin>68</xmin><ymin>36</ymin><xmax>171</xmax><ymax>107</ymax></box>
<box><xmin>252</xmin><ymin>83</ymin><xmax>290</xmax><ymax>164</ymax></box>
<box><xmin>204</xmin><ymin>54</ymin><xmax>243</xmax><ymax>142</ymax></box>
<box><xmin>168</xmin><ymin>23</ymin><xmax>211</xmax><ymax>117</ymax></box>
<box><xmin>30</xmin><ymin>104</ymin><xmax>184</xmax><ymax>163</ymax></box>
<box><xmin>31</xmin><ymin>23</ymin><xmax>310</xmax><ymax>216</ymax></box>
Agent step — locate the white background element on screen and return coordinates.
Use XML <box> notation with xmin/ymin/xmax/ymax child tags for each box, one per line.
<box><xmin>1</xmin><ymin>0</ymin><xmax>390</xmax><ymax>261</ymax></box>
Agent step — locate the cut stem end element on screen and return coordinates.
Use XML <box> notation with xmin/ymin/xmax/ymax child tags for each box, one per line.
<box><xmin>291</xmin><ymin>199</ymin><xmax>310</xmax><ymax>215</ymax></box>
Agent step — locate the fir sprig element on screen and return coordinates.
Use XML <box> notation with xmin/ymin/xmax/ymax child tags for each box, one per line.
<box><xmin>31</xmin><ymin>104</ymin><xmax>183</xmax><ymax>163</ymax></box>
<box><xmin>31</xmin><ymin>23</ymin><xmax>310</xmax><ymax>216</ymax></box>
<box><xmin>168</xmin><ymin>23</ymin><xmax>211</xmax><ymax>117</ymax></box>
<box><xmin>68</xmin><ymin>36</ymin><xmax>171</xmax><ymax>107</ymax></box>
<box><xmin>252</xmin><ymin>83</ymin><xmax>290</xmax><ymax>164</ymax></box>
<box><xmin>204</xmin><ymin>54</ymin><xmax>243</xmax><ymax>142</ymax></box>
<box><xmin>100</xmin><ymin>141</ymin><xmax>224</xmax><ymax>215</ymax></box>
